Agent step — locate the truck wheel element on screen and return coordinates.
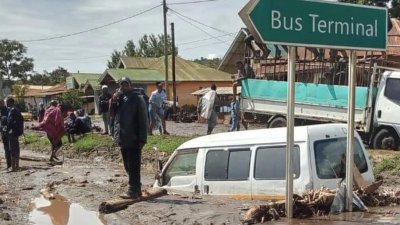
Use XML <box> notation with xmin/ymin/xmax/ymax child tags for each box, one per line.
<box><xmin>373</xmin><ymin>129</ymin><xmax>399</xmax><ymax>150</ymax></box>
<box><xmin>268</xmin><ymin>117</ymin><xmax>287</xmax><ymax>128</ymax></box>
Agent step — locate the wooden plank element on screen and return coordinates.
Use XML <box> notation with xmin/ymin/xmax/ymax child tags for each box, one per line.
<box><xmin>99</xmin><ymin>188</ymin><xmax>167</xmax><ymax>214</ymax></box>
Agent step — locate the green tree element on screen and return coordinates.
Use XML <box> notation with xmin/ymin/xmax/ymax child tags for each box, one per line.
<box><xmin>0</xmin><ymin>39</ymin><xmax>34</xmax><ymax>97</ymax></box>
<box><xmin>193</xmin><ymin>57</ymin><xmax>222</xmax><ymax>69</ymax></box>
<box><xmin>12</xmin><ymin>83</ymin><xmax>29</xmax><ymax>112</ymax></box>
<box><xmin>107</xmin><ymin>34</ymin><xmax>177</xmax><ymax>68</ymax></box>
<box><xmin>107</xmin><ymin>50</ymin><xmax>122</xmax><ymax>69</ymax></box>
<box><xmin>47</xmin><ymin>67</ymin><xmax>70</xmax><ymax>85</ymax></box>
<box><xmin>57</xmin><ymin>90</ymin><xmax>83</xmax><ymax>111</ymax></box>
<box><xmin>124</xmin><ymin>40</ymin><xmax>137</xmax><ymax>57</ymax></box>
<box><xmin>391</xmin><ymin>0</ymin><xmax>400</xmax><ymax>18</ymax></box>
<box><xmin>27</xmin><ymin>73</ymin><xmax>50</xmax><ymax>85</ymax></box>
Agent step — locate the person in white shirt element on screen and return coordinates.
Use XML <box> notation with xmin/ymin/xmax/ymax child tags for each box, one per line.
<box><xmin>149</xmin><ymin>82</ymin><xmax>169</xmax><ymax>135</ymax></box>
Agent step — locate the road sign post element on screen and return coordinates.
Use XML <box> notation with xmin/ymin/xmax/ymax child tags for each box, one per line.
<box><xmin>240</xmin><ymin>0</ymin><xmax>388</xmax><ymax>217</ymax></box>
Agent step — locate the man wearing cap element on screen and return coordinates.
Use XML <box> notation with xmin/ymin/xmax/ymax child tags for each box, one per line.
<box><xmin>149</xmin><ymin>82</ymin><xmax>169</xmax><ymax>135</ymax></box>
<box><xmin>113</xmin><ymin>77</ymin><xmax>148</xmax><ymax>199</ymax></box>
<box><xmin>99</xmin><ymin>85</ymin><xmax>112</xmax><ymax>135</ymax></box>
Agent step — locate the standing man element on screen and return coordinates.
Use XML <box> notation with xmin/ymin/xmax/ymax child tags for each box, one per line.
<box><xmin>0</xmin><ymin>99</ymin><xmax>10</xmax><ymax>170</ymax></box>
<box><xmin>232</xmin><ymin>61</ymin><xmax>255</xmax><ymax>100</ymax></box>
<box><xmin>38</xmin><ymin>102</ymin><xmax>45</xmax><ymax>122</ymax></box>
<box><xmin>149</xmin><ymin>82</ymin><xmax>169</xmax><ymax>135</ymax></box>
<box><xmin>198</xmin><ymin>84</ymin><xmax>220</xmax><ymax>135</ymax></box>
<box><xmin>99</xmin><ymin>85</ymin><xmax>112</xmax><ymax>135</ymax></box>
<box><xmin>5</xmin><ymin>97</ymin><xmax>24</xmax><ymax>172</ymax></box>
<box><xmin>39</xmin><ymin>100</ymin><xmax>65</xmax><ymax>162</ymax></box>
<box><xmin>229</xmin><ymin>97</ymin><xmax>248</xmax><ymax>132</ymax></box>
<box><xmin>113</xmin><ymin>77</ymin><xmax>148</xmax><ymax>199</ymax></box>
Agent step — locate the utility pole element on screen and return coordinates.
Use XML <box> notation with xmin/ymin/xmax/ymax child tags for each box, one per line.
<box><xmin>171</xmin><ymin>22</ymin><xmax>177</xmax><ymax>114</ymax></box>
<box><xmin>163</xmin><ymin>0</ymin><xmax>170</xmax><ymax>98</ymax></box>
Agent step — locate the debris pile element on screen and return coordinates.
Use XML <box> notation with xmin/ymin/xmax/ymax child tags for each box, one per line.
<box><xmin>360</xmin><ymin>188</ymin><xmax>400</xmax><ymax>207</ymax></box>
<box><xmin>242</xmin><ymin>180</ymin><xmax>400</xmax><ymax>224</ymax></box>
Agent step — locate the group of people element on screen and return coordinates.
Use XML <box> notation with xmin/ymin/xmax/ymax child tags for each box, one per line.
<box><xmin>197</xmin><ymin>60</ymin><xmax>252</xmax><ymax>134</ymax></box>
<box><xmin>99</xmin><ymin>81</ymin><xmax>170</xmax><ymax>137</ymax></box>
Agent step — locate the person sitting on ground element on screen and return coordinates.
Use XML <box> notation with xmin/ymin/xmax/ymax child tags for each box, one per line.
<box><xmin>65</xmin><ymin>112</ymin><xmax>87</xmax><ymax>143</ymax></box>
<box><xmin>76</xmin><ymin>109</ymin><xmax>92</xmax><ymax>133</ymax></box>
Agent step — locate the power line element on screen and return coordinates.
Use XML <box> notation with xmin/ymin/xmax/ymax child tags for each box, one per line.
<box><xmin>169</xmin><ymin>8</ymin><xmax>234</xmax><ymax>36</ymax></box>
<box><xmin>171</xmin><ymin>11</ymin><xmax>229</xmax><ymax>46</ymax></box>
<box><xmin>35</xmin><ymin>55</ymin><xmax>110</xmax><ymax>62</ymax></box>
<box><xmin>169</xmin><ymin>0</ymin><xmax>220</xmax><ymax>5</ymax></box>
<box><xmin>179</xmin><ymin>33</ymin><xmax>235</xmax><ymax>46</ymax></box>
<box><xmin>180</xmin><ymin>39</ymin><xmax>233</xmax><ymax>51</ymax></box>
<box><xmin>19</xmin><ymin>4</ymin><xmax>162</xmax><ymax>43</ymax></box>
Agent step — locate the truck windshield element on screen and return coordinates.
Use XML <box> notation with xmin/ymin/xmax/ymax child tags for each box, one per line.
<box><xmin>314</xmin><ymin>138</ymin><xmax>368</xmax><ymax>179</ymax></box>
<box><xmin>384</xmin><ymin>78</ymin><xmax>400</xmax><ymax>102</ymax></box>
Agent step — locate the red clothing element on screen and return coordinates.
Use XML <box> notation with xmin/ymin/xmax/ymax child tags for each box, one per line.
<box><xmin>39</xmin><ymin>106</ymin><xmax>65</xmax><ymax>144</ymax></box>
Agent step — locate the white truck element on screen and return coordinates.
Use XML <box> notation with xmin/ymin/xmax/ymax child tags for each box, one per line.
<box><xmin>240</xmin><ymin>64</ymin><xmax>400</xmax><ymax>150</ymax></box>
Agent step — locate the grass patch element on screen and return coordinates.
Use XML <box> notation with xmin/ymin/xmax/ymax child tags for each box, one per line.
<box><xmin>144</xmin><ymin>135</ymin><xmax>195</xmax><ymax>154</ymax></box>
<box><xmin>23</xmin><ymin>132</ymin><xmax>195</xmax><ymax>155</ymax></box>
<box><xmin>72</xmin><ymin>134</ymin><xmax>114</xmax><ymax>153</ymax></box>
<box><xmin>24</xmin><ymin>133</ymin><xmax>49</xmax><ymax>145</ymax></box>
<box><xmin>374</xmin><ymin>155</ymin><xmax>400</xmax><ymax>176</ymax></box>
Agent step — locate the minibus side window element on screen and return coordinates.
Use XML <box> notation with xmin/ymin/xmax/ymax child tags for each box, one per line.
<box><xmin>204</xmin><ymin>150</ymin><xmax>228</xmax><ymax>180</ymax></box>
<box><xmin>314</xmin><ymin>138</ymin><xmax>368</xmax><ymax>179</ymax></box>
<box><xmin>164</xmin><ymin>150</ymin><xmax>198</xmax><ymax>185</ymax></box>
<box><xmin>254</xmin><ymin>146</ymin><xmax>300</xmax><ymax>180</ymax></box>
<box><xmin>205</xmin><ymin>149</ymin><xmax>251</xmax><ymax>181</ymax></box>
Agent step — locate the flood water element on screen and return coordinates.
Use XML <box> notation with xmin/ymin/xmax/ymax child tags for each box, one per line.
<box><xmin>274</xmin><ymin>210</ymin><xmax>400</xmax><ymax>225</ymax></box>
<box><xmin>29</xmin><ymin>195</ymin><xmax>106</xmax><ymax>225</ymax></box>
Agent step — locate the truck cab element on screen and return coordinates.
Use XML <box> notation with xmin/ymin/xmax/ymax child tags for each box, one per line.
<box><xmin>373</xmin><ymin>70</ymin><xmax>400</xmax><ymax>149</ymax></box>
<box><xmin>154</xmin><ymin>124</ymin><xmax>374</xmax><ymax>199</ymax></box>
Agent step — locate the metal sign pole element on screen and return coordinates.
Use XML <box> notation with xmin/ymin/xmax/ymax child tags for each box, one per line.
<box><xmin>346</xmin><ymin>50</ymin><xmax>356</xmax><ymax>211</ymax></box>
<box><xmin>286</xmin><ymin>46</ymin><xmax>296</xmax><ymax>218</ymax></box>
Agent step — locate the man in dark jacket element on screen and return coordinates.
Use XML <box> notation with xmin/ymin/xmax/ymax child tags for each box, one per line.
<box><xmin>6</xmin><ymin>97</ymin><xmax>24</xmax><ymax>172</ymax></box>
<box><xmin>99</xmin><ymin>85</ymin><xmax>112</xmax><ymax>135</ymax></box>
<box><xmin>0</xmin><ymin>99</ymin><xmax>10</xmax><ymax>170</ymax></box>
<box><xmin>113</xmin><ymin>77</ymin><xmax>148</xmax><ymax>199</ymax></box>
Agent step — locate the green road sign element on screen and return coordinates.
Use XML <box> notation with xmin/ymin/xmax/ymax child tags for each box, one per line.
<box><xmin>247</xmin><ymin>0</ymin><xmax>387</xmax><ymax>50</ymax></box>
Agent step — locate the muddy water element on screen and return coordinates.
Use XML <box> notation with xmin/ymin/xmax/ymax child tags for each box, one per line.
<box><xmin>273</xmin><ymin>211</ymin><xmax>400</xmax><ymax>225</ymax></box>
<box><xmin>29</xmin><ymin>195</ymin><xmax>106</xmax><ymax>225</ymax></box>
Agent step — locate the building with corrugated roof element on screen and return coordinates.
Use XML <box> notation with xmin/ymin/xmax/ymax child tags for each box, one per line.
<box><xmin>99</xmin><ymin>56</ymin><xmax>233</xmax><ymax>106</ymax></box>
<box><xmin>66</xmin><ymin>73</ymin><xmax>101</xmax><ymax>114</ymax></box>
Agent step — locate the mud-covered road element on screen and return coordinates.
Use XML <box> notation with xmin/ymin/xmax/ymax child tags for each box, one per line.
<box><xmin>1</xmin><ymin>121</ymin><xmax>400</xmax><ymax>225</ymax></box>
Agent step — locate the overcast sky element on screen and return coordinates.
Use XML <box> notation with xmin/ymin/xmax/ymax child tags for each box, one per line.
<box><xmin>0</xmin><ymin>0</ymin><xmax>249</xmax><ymax>74</ymax></box>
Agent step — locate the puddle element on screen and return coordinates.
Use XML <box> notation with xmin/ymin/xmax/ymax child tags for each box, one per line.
<box><xmin>29</xmin><ymin>195</ymin><xmax>107</xmax><ymax>225</ymax></box>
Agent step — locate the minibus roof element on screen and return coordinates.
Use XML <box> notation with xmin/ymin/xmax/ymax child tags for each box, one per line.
<box><xmin>177</xmin><ymin>123</ymin><xmax>348</xmax><ymax>150</ymax></box>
